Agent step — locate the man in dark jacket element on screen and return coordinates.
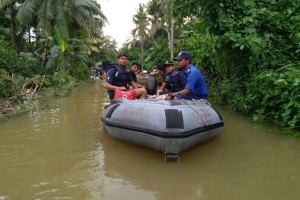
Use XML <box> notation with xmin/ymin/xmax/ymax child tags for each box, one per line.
<box><xmin>103</xmin><ymin>53</ymin><xmax>147</xmax><ymax>100</ymax></box>
<box><xmin>156</xmin><ymin>61</ymin><xmax>186</xmax><ymax>95</ymax></box>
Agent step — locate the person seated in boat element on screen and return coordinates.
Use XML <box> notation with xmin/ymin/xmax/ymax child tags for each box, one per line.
<box><xmin>149</xmin><ymin>63</ymin><xmax>166</xmax><ymax>77</ymax></box>
<box><xmin>130</xmin><ymin>62</ymin><xmax>144</xmax><ymax>88</ymax></box>
<box><xmin>103</xmin><ymin>53</ymin><xmax>147</xmax><ymax>100</ymax></box>
<box><xmin>165</xmin><ymin>51</ymin><xmax>208</xmax><ymax>100</ymax></box>
<box><xmin>149</xmin><ymin>63</ymin><xmax>167</xmax><ymax>87</ymax></box>
<box><xmin>156</xmin><ymin>60</ymin><xmax>186</xmax><ymax>96</ymax></box>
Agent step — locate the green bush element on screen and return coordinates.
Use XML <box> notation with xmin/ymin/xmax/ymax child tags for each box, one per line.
<box><xmin>0</xmin><ymin>39</ymin><xmax>41</xmax><ymax>77</ymax></box>
<box><xmin>174</xmin><ymin>0</ymin><xmax>300</xmax><ymax>131</ymax></box>
<box><xmin>236</xmin><ymin>64</ymin><xmax>300</xmax><ymax>129</ymax></box>
<box><xmin>0</xmin><ymin>69</ymin><xmax>14</xmax><ymax>98</ymax></box>
<box><xmin>0</xmin><ymin>69</ymin><xmax>27</xmax><ymax>99</ymax></box>
<box><xmin>42</xmin><ymin>71</ymin><xmax>77</xmax><ymax>97</ymax></box>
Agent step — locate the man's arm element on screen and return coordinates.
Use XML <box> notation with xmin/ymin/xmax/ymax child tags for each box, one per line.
<box><xmin>172</xmin><ymin>88</ymin><xmax>190</xmax><ymax>96</ymax></box>
<box><xmin>136</xmin><ymin>82</ymin><xmax>144</xmax><ymax>88</ymax></box>
<box><xmin>149</xmin><ymin>71</ymin><xmax>157</xmax><ymax>76</ymax></box>
<box><xmin>103</xmin><ymin>82</ymin><xmax>126</xmax><ymax>91</ymax></box>
<box><xmin>165</xmin><ymin>88</ymin><xmax>191</xmax><ymax>100</ymax></box>
<box><xmin>157</xmin><ymin>82</ymin><xmax>167</xmax><ymax>95</ymax></box>
<box><xmin>130</xmin><ymin>81</ymin><xmax>139</xmax><ymax>89</ymax></box>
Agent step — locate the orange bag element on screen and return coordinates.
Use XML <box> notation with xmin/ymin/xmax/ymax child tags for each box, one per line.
<box><xmin>114</xmin><ymin>89</ymin><xmax>136</xmax><ymax>100</ymax></box>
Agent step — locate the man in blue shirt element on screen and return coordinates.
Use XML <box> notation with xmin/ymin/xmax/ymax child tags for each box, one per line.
<box><xmin>103</xmin><ymin>53</ymin><xmax>147</xmax><ymax>100</ymax></box>
<box><xmin>167</xmin><ymin>51</ymin><xmax>208</xmax><ymax>100</ymax></box>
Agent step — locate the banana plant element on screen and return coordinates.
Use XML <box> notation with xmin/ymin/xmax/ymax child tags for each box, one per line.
<box><xmin>46</xmin><ymin>25</ymin><xmax>90</xmax><ymax>73</ymax></box>
<box><xmin>54</xmin><ymin>25</ymin><xmax>67</xmax><ymax>53</ymax></box>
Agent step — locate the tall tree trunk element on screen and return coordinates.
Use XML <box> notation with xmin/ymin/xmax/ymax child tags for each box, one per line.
<box><xmin>10</xmin><ymin>4</ymin><xmax>18</xmax><ymax>51</ymax></box>
<box><xmin>42</xmin><ymin>39</ymin><xmax>49</xmax><ymax>68</ymax></box>
<box><xmin>170</xmin><ymin>17</ymin><xmax>174</xmax><ymax>60</ymax></box>
<box><xmin>140</xmin><ymin>35</ymin><xmax>144</xmax><ymax>71</ymax></box>
<box><xmin>28</xmin><ymin>27</ymin><xmax>31</xmax><ymax>43</ymax></box>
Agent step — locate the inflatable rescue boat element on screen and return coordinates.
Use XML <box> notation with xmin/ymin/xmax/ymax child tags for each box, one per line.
<box><xmin>101</xmin><ymin>98</ymin><xmax>224</xmax><ymax>162</ymax></box>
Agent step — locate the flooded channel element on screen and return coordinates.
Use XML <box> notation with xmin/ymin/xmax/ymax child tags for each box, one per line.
<box><xmin>1</xmin><ymin>81</ymin><xmax>300</xmax><ymax>200</ymax></box>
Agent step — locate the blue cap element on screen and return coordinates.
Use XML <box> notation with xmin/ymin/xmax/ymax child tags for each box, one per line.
<box><xmin>174</xmin><ymin>51</ymin><xmax>192</xmax><ymax>61</ymax></box>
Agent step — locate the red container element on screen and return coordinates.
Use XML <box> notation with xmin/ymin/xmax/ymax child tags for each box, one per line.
<box><xmin>114</xmin><ymin>89</ymin><xmax>135</xmax><ymax>100</ymax></box>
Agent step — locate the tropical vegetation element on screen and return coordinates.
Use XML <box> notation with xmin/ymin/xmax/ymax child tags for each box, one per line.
<box><xmin>124</xmin><ymin>0</ymin><xmax>300</xmax><ymax>133</ymax></box>
<box><xmin>0</xmin><ymin>0</ymin><xmax>117</xmax><ymax>116</ymax></box>
<box><xmin>0</xmin><ymin>0</ymin><xmax>299</xmax><ymax>134</ymax></box>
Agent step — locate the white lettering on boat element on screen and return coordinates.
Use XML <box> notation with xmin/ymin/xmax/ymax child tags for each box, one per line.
<box><xmin>120</xmin><ymin>107</ymin><xmax>146</xmax><ymax>122</ymax></box>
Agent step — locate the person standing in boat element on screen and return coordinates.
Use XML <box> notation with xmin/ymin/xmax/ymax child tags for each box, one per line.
<box><xmin>156</xmin><ymin>61</ymin><xmax>186</xmax><ymax>95</ymax></box>
<box><xmin>103</xmin><ymin>53</ymin><xmax>147</xmax><ymax>100</ymax></box>
<box><xmin>166</xmin><ymin>51</ymin><xmax>208</xmax><ymax>100</ymax></box>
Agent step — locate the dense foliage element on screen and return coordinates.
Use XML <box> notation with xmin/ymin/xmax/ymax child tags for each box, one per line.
<box><xmin>170</xmin><ymin>0</ymin><xmax>300</xmax><ymax>131</ymax></box>
<box><xmin>237</xmin><ymin>65</ymin><xmax>300</xmax><ymax>129</ymax></box>
<box><xmin>0</xmin><ymin>38</ymin><xmax>40</xmax><ymax>78</ymax></box>
<box><xmin>0</xmin><ymin>0</ymin><xmax>299</xmax><ymax>132</ymax></box>
<box><xmin>124</xmin><ymin>0</ymin><xmax>299</xmax><ymax>132</ymax></box>
<box><xmin>0</xmin><ymin>38</ymin><xmax>78</xmax><ymax>99</ymax></box>
<box><xmin>0</xmin><ymin>0</ymin><xmax>114</xmax><ymax>116</ymax></box>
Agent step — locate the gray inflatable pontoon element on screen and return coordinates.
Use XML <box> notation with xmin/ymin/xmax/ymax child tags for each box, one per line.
<box><xmin>101</xmin><ymin>98</ymin><xmax>224</xmax><ymax>162</ymax></box>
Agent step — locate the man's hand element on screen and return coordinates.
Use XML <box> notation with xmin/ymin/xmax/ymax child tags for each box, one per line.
<box><xmin>149</xmin><ymin>71</ymin><xmax>158</xmax><ymax>76</ymax></box>
<box><xmin>116</xmin><ymin>86</ymin><xmax>127</xmax><ymax>91</ymax></box>
<box><xmin>165</xmin><ymin>93</ymin><xmax>174</xmax><ymax>100</ymax></box>
<box><xmin>156</xmin><ymin>89</ymin><xmax>163</xmax><ymax>96</ymax></box>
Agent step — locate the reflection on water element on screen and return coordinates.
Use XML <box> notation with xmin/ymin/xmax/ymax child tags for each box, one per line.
<box><xmin>0</xmin><ymin>80</ymin><xmax>300</xmax><ymax>200</ymax></box>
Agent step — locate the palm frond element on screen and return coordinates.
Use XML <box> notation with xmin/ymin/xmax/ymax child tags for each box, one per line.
<box><xmin>37</xmin><ymin>0</ymin><xmax>55</xmax><ymax>34</ymax></box>
<box><xmin>0</xmin><ymin>0</ymin><xmax>16</xmax><ymax>9</ymax></box>
<box><xmin>54</xmin><ymin>0</ymin><xmax>69</xmax><ymax>38</ymax></box>
<box><xmin>16</xmin><ymin>0</ymin><xmax>40</xmax><ymax>26</ymax></box>
<box><xmin>72</xmin><ymin>7</ymin><xmax>90</xmax><ymax>32</ymax></box>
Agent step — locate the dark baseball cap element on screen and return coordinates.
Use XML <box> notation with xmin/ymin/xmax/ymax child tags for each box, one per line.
<box><xmin>163</xmin><ymin>60</ymin><xmax>174</xmax><ymax>67</ymax></box>
<box><xmin>174</xmin><ymin>51</ymin><xmax>192</xmax><ymax>61</ymax></box>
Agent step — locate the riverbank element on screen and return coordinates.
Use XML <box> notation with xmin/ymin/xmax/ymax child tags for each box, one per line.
<box><xmin>0</xmin><ymin>79</ymin><xmax>92</xmax><ymax>119</ymax></box>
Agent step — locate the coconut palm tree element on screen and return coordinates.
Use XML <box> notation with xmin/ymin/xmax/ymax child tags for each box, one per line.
<box><xmin>16</xmin><ymin>0</ymin><xmax>107</xmax><ymax>38</ymax></box>
<box><xmin>132</xmin><ymin>3</ymin><xmax>149</xmax><ymax>71</ymax></box>
<box><xmin>0</xmin><ymin>0</ymin><xmax>26</xmax><ymax>50</ymax></box>
<box><xmin>159</xmin><ymin>0</ymin><xmax>174</xmax><ymax>60</ymax></box>
<box><xmin>146</xmin><ymin>0</ymin><xmax>175</xmax><ymax>60</ymax></box>
<box><xmin>0</xmin><ymin>0</ymin><xmax>107</xmax><ymax>49</ymax></box>
<box><xmin>147</xmin><ymin>0</ymin><xmax>164</xmax><ymax>37</ymax></box>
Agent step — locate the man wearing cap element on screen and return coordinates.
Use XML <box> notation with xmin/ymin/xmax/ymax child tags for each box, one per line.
<box><xmin>166</xmin><ymin>51</ymin><xmax>208</xmax><ymax>100</ymax></box>
<box><xmin>156</xmin><ymin>61</ymin><xmax>186</xmax><ymax>95</ymax></box>
<box><xmin>103</xmin><ymin>53</ymin><xmax>147</xmax><ymax>100</ymax></box>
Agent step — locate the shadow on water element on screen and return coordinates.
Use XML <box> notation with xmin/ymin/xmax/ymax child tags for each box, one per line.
<box><xmin>0</xmin><ymin>80</ymin><xmax>300</xmax><ymax>200</ymax></box>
